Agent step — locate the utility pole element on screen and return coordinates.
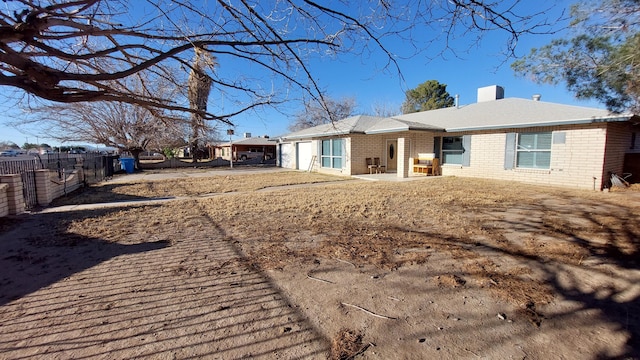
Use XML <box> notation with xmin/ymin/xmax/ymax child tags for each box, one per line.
<box><xmin>227</xmin><ymin>129</ymin><xmax>234</xmax><ymax>169</ymax></box>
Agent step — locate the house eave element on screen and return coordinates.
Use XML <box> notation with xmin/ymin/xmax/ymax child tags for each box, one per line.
<box><xmin>364</xmin><ymin>126</ymin><xmax>443</xmax><ymax>135</ymax></box>
<box><xmin>444</xmin><ymin>115</ymin><xmax>634</xmax><ymax>132</ymax></box>
<box><xmin>281</xmin><ymin>130</ymin><xmax>355</xmax><ymax>141</ymax></box>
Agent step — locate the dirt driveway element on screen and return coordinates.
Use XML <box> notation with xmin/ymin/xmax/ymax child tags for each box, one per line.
<box><xmin>1</xmin><ymin>169</ymin><xmax>639</xmax><ymax>359</ymax></box>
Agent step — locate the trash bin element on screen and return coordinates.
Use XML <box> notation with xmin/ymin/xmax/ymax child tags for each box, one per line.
<box><xmin>120</xmin><ymin>157</ymin><xmax>134</xmax><ymax>174</ymax></box>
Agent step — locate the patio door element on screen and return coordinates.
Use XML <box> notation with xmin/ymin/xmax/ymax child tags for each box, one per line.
<box><xmin>386</xmin><ymin>140</ymin><xmax>397</xmax><ymax>171</ymax></box>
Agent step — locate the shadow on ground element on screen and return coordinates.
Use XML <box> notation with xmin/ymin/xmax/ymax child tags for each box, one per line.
<box><xmin>0</xmin><ymin>205</ymin><xmax>329</xmax><ymax>359</ymax></box>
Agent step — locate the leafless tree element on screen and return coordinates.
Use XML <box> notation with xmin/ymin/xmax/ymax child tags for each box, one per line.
<box><xmin>21</xmin><ymin>76</ymin><xmax>192</xmax><ymax>167</ymax></box>
<box><xmin>368</xmin><ymin>101</ymin><xmax>401</xmax><ymax>118</ymax></box>
<box><xmin>288</xmin><ymin>96</ymin><xmax>357</xmax><ymax>132</ymax></box>
<box><xmin>1</xmin><ymin>0</ymin><xmax>561</xmax><ymax>126</ymax></box>
<box><xmin>187</xmin><ymin>47</ymin><xmax>214</xmax><ymax>161</ymax></box>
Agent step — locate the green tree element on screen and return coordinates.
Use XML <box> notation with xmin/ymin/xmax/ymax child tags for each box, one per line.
<box><xmin>401</xmin><ymin>80</ymin><xmax>455</xmax><ymax>114</ymax></box>
<box><xmin>512</xmin><ymin>0</ymin><xmax>640</xmax><ymax>113</ymax></box>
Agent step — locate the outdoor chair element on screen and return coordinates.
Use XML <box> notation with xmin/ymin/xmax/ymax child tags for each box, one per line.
<box><xmin>366</xmin><ymin>157</ymin><xmax>377</xmax><ymax>174</ymax></box>
<box><xmin>374</xmin><ymin>157</ymin><xmax>386</xmax><ymax>173</ymax></box>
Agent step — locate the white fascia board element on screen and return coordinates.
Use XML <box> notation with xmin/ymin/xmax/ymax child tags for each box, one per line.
<box><xmin>364</xmin><ymin>126</ymin><xmax>441</xmax><ymax>135</ymax></box>
<box><xmin>281</xmin><ymin>130</ymin><xmax>353</xmax><ymax>141</ymax></box>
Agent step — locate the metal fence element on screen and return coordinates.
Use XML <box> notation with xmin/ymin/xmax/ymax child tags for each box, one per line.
<box><xmin>0</xmin><ymin>153</ymin><xmax>114</xmax><ymax>210</ymax></box>
<box><xmin>0</xmin><ymin>158</ymin><xmax>42</xmax><ymax>209</ymax></box>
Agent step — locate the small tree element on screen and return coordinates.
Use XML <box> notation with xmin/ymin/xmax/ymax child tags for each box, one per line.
<box><xmin>401</xmin><ymin>80</ymin><xmax>455</xmax><ymax>114</ymax></box>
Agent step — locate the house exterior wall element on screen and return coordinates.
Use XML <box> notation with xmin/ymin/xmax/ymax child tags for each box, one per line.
<box><xmin>348</xmin><ymin>132</ymin><xmax>436</xmax><ymax>175</ymax></box>
<box><xmin>441</xmin><ymin>124</ymin><xmax>612</xmax><ymax>190</ymax></box>
<box><xmin>603</xmin><ymin>122</ymin><xmax>633</xmax><ymax>177</ymax></box>
<box><xmin>349</xmin><ymin>134</ymin><xmax>386</xmax><ymax>174</ymax></box>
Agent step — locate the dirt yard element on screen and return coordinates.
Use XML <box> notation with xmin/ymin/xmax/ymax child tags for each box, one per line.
<box><xmin>1</xmin><ymin>169</ymin><xmax>639</xmax><ymax>359</ymax></box>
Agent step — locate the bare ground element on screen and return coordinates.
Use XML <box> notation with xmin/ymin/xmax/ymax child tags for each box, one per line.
<box><xmin>1</xmin><ymin>170</ymin><xmax>639</xmax><ymax>359</ymax></box>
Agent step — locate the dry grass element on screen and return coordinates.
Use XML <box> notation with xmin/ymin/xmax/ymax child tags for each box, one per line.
<box><xmin>47</xmin><ymin>173</ymin><xmax>640</xmax><ymax>314</ymax></box>
<box><xmin>51</xmin><ymin>171</ymin><xmax>345</xmax><ymax>205</ymax></box>
<box><xmin>329</xmin><ymin>328</ymin><xmax>364</xmax><ymax>360</ymax></box>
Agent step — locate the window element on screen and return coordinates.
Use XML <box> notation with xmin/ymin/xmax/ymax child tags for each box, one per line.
<box><xmin>442</xmin><ymin>136</ymin><xmax>463</xmax><ymax>165</ymax></box>
<box><xmin>516</xmin><ymin>132</ymin><xmax>551</xmax><ymax>169</ymax></box>
<box><xmin>321</xmin><ymin>139</ymin><xmax>343</xmax><ymax>169</ymax></box>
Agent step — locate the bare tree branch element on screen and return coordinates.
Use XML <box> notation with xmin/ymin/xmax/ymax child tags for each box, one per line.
<box><xmin>0</xmin><ymin>0</ymin><xmax>563</xmax><ymax>127</ymax></box>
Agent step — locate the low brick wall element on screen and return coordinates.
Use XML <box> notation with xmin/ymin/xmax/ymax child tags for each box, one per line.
<box><xmin>35</xmin><ymin>167</ymin><xmax>84</xmax><ymax>207</ymax></box>
<box><xmin>0</xmin><ymin>174</ymin><xmax>25</xmax><ymax>215</ymax></box>
<box><xmin>0</xmin><ymin>183</ymin><xmax>9</xmax><ymax>217</ymax></box>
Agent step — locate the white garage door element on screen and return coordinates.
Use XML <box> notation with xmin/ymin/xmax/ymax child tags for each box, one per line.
<box><xmin>296</xmin><ymin>141</ymin><xmax>313</xmax><ymax>170</ymax></box>
<box><xmin>279</xmin><ymin>143</ymin><xmax>294</xmax><ymax>169</ymax></box>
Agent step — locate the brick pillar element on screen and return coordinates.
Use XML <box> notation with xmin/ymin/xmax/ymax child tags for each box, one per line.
<box><xmin>0</xmin><ymin>183</ymin><xmax>9</xmax><ymax>217</ymax></box>
<box><xmin>35</xmin><ymin>169</ymin><xmax>54</xmax><ymax>206</ymax></box>
<box><xmin>0</xmin><ymin>174</ymin><xmax>25</xmax><ymax>215</ymax></box>
<box><xmin>397</xmin><ymin>137</ymin><xmax>410</xmax><ymax>178</ymax></box>
<box><xmin>75</xmin><ymin>164</ymin><xmax>84</xmax><ymax>183</ymax></box>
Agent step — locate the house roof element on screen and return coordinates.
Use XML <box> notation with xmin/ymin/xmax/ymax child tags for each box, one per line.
<box><xmin>282</xmin><ymin>115</ymin><xmax>387</xmax><ymax>140</ymax></box>
<box><xmin>280</xmin><ymin>98</ymin><xmax>636</xmax><ymax>140</ymax></box>
<box><xmin>392</xmin><ymin>98</ymin><xmax>633</xmax><ymax>132</ymax></box>
<box><xmin>218</xmin><ymin>136</ymin><xmax>275</xmax><ymax>147</ymax></box>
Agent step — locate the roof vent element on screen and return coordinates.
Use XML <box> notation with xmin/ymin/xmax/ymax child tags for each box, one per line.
<box><xmin>532</xmin><ymin>94</ymin><xmax>541</xmax><ymax>101</ymax></box>
<box><xmin>244</xmin><ymin>132</ymin><xmax>251</xmax><ymax>138</ymax></box>
<box><xmin>477</xmin><ymin>85</ymin><xmax>504</xmax><ymax>103</ymax></box>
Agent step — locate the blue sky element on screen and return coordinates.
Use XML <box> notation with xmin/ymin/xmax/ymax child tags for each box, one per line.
<box><xmin>0</xmin><ymin>0</ymin><xmax>599</xmax><ymax>147</ymax></box>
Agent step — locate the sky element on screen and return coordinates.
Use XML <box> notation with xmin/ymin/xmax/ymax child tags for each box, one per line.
<box><xmin>0</xmin><ymin>0</ymin><xmax>601</xmax><ymax>148</ymax></box>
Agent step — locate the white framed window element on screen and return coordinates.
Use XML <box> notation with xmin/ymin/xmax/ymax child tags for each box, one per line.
<box><xmin>516</xmin><ymin>132</ymin><xmax>552</xmax><ymax>169</ymax></box>
<box><xmin>321</xmin><ymin>139</ymin><xmax>343</xmax><ymax>169</ymax></box>
<box><xmin>442</xmin><ymin>136</ymin><xmax>463</xmax><ymax>165</ymax></box>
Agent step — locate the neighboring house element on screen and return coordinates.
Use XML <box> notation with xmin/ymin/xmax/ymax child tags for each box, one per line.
<box><xmin>277</xmin><ymin>85</ymin><xmax>640</xmax><ymax>190</ymax></box>
<box><xmin>214</xmin><ymin>133</ymin><xmax>276</xmax><ymax>162</ymax></box>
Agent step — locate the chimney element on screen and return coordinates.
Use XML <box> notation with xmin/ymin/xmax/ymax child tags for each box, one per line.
<box><xmin>477</xmin><ymin>85</ymin><xmax>504</xmax><ymax>103</ymax></box>
<box><xmin>532</xmin><ymin>94</ymin><xmax>541</xmax><ymax>101</ymax></box>
<box><xmin>455</xmin><ymin>94</ymin><xmax>459</xmax><ymax>109</ymax></box>
<box><xmin>244</xmin><ymin>132</ymin><xmax>251</xmax><ymax>138</ymax></box>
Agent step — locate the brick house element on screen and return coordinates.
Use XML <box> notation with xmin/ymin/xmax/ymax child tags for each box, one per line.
<box><xmin>276</xmin><ymin>85</ymin><xmax>640</xmax><ymax>190</ymax></box>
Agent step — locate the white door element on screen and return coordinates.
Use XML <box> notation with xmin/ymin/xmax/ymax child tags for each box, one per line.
<box><xmin>279</xmin><ymin>143</ymin><xmax>294</xmax><ymax>169</ymax></box>
<box><xmin>296</xmin><ymin>142</ymin><xmax>312</xmax><ymax>170</ymax></box>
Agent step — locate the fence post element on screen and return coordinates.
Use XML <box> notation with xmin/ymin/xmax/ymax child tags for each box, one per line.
<box><xmin>0</xmin><ymin>174</ymin><xmax>25</xmax><ymax>215</ymax></box>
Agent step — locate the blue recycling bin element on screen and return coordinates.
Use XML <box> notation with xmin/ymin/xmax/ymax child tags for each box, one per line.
<box><xmin>120</xmin><ymin>157</ymin><xmax>135</xmax><ymax>174</ymax></box>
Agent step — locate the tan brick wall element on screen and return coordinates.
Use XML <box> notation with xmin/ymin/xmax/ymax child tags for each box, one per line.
<box><xmin>36</xmin><ymin>168</ymin><xmax>84</xmax><ymax>206</ymax></box>
<box><xmin>0</xmin><ymin>183</ymin><xmax>9</xmax><ymax>217</ymax></box>
<box><xmin>603</xmin><ymin>122</ymin><xmax>632</xmax><ymax>178</ymax></box>
<box><xmin>442</xmin><ymin>124</ymin><xmax>611</xmax><ymax>190</ymax></box>
<box><xmin>347</xmin><ymin>132</ymin><xmax>437</xmax><ymax>175</ymax></box>
<box><xmin>0</xmin><ymin>174</ymin><xmax>25</xmax><ymax>215</ymax></box>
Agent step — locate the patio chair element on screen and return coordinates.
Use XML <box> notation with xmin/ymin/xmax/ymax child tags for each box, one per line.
<box><xmin>374</xmin><ymin>157</ymin><xmax>386</xmax><ymax>173</ymax></box>
<box><xmin>366</xmin><ymin>157</ymin><xmax>377</xmax><ymax>174</ymax></box>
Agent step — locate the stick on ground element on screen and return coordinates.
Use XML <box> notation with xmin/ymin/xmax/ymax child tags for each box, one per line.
<box><xmin>341</xmin><ymin>302</ymin><xmax>397</xmax><ymax>320</ymax></box>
